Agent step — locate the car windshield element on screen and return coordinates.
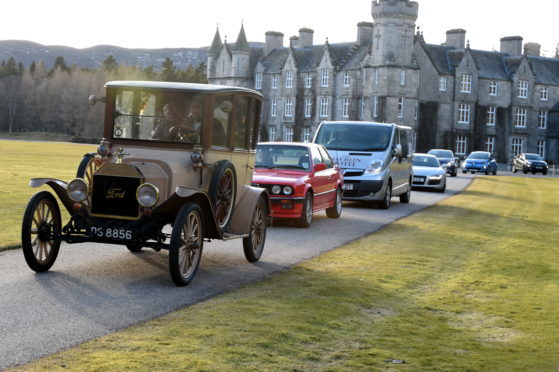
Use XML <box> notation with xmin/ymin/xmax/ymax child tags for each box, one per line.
<box><xmin>525</xmin><ymin>153</ymin><xmax>543</xmax><ymax>161</ymax></box>
<box><xmin>428</xmin><ymin>150</ymin><xmax>453</xmax><ymax>158</ymax></box>
<box><xmin>315</xmin><ymin>123</ymin><xmax>392</xmax><ymax>151</ymax></box>
<box><xmin>255</xmin><ymin>145</ymin><xmax>311</xmax><ymax>171</ymax></box>
<box><xmin>468</xmin><ymin>152</ymin><xmax>490</xmax><ymax>160</ymax></box>
<box><xmin>413</xmin><ymin>155</ymin><xmax>440</xmax><ymax>167</ymax></box>
<box><xmin>111</xmin><ymin>89</ymin><xmax>204</xmax><ymax>144</ymax></box>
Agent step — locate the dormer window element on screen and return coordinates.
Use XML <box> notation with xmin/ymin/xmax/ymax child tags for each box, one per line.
<box><xmin>321</xmin><ymin>69</ymin><xmax>329</xmax><ymax>87</ymax></box>
<box><xmin>285</xmin><ymin>71</ymin><xmax>293</xmax><ymax>89</ymax></box>
<box><xmin>518</xmin><ymin>80</ymin><xmax>528</xmax><ymax>98</ymax></box>
<box><xmin>343</xmin><ymin>72</ymin><xmax>351</xmax><ymax>87</ymax></box>
<box><xmin>460</xmin><ymin>74</ymin><xmax>472</xmax><ymax>93</ymax></box>
<box><xmin>489</xmin><ymin>81</ymin><xmax>498</xmax><ymax>96</ymax></box>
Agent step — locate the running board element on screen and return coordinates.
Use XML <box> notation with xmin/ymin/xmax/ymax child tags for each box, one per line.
<box><xmin>222</xmin><ymin>233</ymin><xmax>249</xmax><ymax>240</ymax></box>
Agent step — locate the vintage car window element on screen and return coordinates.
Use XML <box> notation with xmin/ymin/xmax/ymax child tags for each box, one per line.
<box><xmin>113</xmin><ymin>90</ymin><xmax>203</xmax><ymax>144</ymax></box>
<box><xmin>234</xmin><ymin>96</ymin><xmax>250</xmax><ymax>150</ymax></box>
<box><xmin>255</xmin><ymin>145</ymin><xmax>311</xmax><ymax>170</ymax></box>
<box><xmin>317</xmin><ymin>146</ymin><xmax>334</xmax><ymax>168</ymax></box>
<box><xmin>213</xmin><ymin>95</ymin><xmax>233</xmax><ymax>147</ymax></box>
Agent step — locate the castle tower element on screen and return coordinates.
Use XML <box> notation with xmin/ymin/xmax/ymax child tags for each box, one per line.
<box><xmin>371</xmin><ymin>0</ymin><xmax>418</xmax><ymax>66</ymax></box>
<box><xmin>207</xmin><ymin>28</ymin><xmax>223</xmax><ymax>79</ymax></box>
<box><xmin>231</xmin><ymin>24</ymin><xmax>251</xmax><ymax>80</ymax></box>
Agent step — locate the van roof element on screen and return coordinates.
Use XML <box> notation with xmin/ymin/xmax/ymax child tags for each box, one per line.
<box><xmin>319</xmin><ymin>121</ymin><xmax>412</xmax><ymax>131</ymax></box>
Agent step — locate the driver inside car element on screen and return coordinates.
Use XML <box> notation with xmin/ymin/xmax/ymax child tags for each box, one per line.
<box><xmin>152</xmin><ymin>100</ymin><xmax>198</xmax><ymax>142</ymax></box>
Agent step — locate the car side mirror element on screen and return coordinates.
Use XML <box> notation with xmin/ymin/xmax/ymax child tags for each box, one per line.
<box><xmin>313</xmin><ymin>163</ymin><xmax>327</xmax><ymax>172</ymax></box>
<box><xmin>393</xmin><ymin>144</ymin><xmax>403</xmax><ymax>158</ymax></box>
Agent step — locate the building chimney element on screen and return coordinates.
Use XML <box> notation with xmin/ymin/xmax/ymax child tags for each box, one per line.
<box><xmin>500</xmin><ymin>36</ymin><xmax>523</xmax><ymax>56</ymax></box>
<box><xmin>524</xmin><ymin>42</ymin><xmax>541</xmax><ymax>57</ymax></box>
<box><xmin>290</xmin><ymin>35</ymin><xmax>300</xmax><ymax>48</ymax></box>
<box><xmin>265</xmin><ymin>31</ymin><xmax>284</xmax><ymax>55</ymax></box>
<box><xmin>445</xmin><ymin>29</ymin><xmax>466</xmax><ymax>49</ymax></box>
<box><xmin>357</xmin><ymin>22</ymin><xmax>374</xmax><ymax>45</ymax></box>
<box><xmin>298</xmin><ymin>28</ymin><xmax>314</xmax><ymax>47</ymax></box>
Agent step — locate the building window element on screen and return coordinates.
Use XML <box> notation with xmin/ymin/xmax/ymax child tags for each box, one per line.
<box><xmin>303</xmin><ymin>128</ymin><xmax>312</xmax><ymax>142</ymax></box>
<box><xmin>514</xmin><ymin>108</ymin><xmax>527</xmax><ymax>128</ymax></box>
<box><xmin>319</xmin><ymin>97</ymin><xmax>329</xmax><ymax>118</ymax></box>
<box><xmin>487</xmin><ymin>106</ymin><xmax>496</xmax><ymax>126</ymax></box>
<box><xmin>272</xmin><ymin>75</ymin><xmax>278</xmax><ymax>89</ymax></box>
<box><xmin>373</xmin><ymin>96</ymin><xmax>379</xmax><ymax>118</ymax></box>
<box><xmin>397</xmin><ymin>97</ymin><xmax>404</xmax><ymax>118</ymax></box>
<box><xmin>343</xmin><ymin>71</ymin><xmax>351</xmax><ymax>87</ymax></box>
<box><xmin>537</xmin><ymin>139</ymin><xmax>546</xmax><ymax>158</ymax></box>
<box><xmin>305</xmin><ymin>74</ymin><xmax>312</xmax><ymax>88</ymax></box>
<box><xmin>511</xmin><ymin>137</ymin><xmax>524</xmax><ymax>156</ymax></box>
<box><xmin>255</xmin><ymin>73</ymin><xmax>263</xmax><ymax>90</ymax></box>
<box><xmin>538</xmin><ymin>110</ymin><xmax>548</xmax><ymax>129</ymax></box>
<box><xmin>400</xmin><ymin>70</ymin><xmax>406</xmax><ymax>86</ymax></box>
<box><xmin>414</xmin><ymin>103</ymin><xmax>418</xmax><ymax>120</ymax></box>
<box><xmin>342</xmin><ymin>98</ymin><xmax>350</xmax><ymax>117</ymax></box>
<box><xmin>320</xmin><ymin>69</ymin><xmax>329</xmax><ymax>87</ymax></box>
<box><xmin>269</xmin><ymin>127</ymin><xmax>276</xmax><ymax>142</ymax></box>
<box><xmin>284</xmin><ymin>97</ymin><xmax>294</xmax><ymax>117</ymax></box>
<box><xmin>360</xmin><ymin>97</ymin><xmax>365</xmax><ymax>119</ymax></box>
<box><xmin>304</xmin><ymin>97</ymin><xmax>312</xmax><ymax>118</ymax></box>
<box><xmin>518</xmin><ymin>80</ymin><xmax>528</xmax><ymax>98</ymax></box>
<box><xmin>284</xmin><ymin>127</ymin><xmax>293</xmax><ymax>142</ymax></box>
<box><xmin>455</xmin><ymin>136</ymin><xmax>467</xmax><ymax>155</ymax></box>
<box><xmin>271</xmin><ymin>99</ymin><xmax>278</xmax><ymax>117</ymax></box>
<box><xmin>439</xmin><ymin>76</ymin><xmax>447</xmax><ymax>91</ymax></box>
<box><xmin>540</xmin><ymin>86</ymin><xmax>549</xmax><ymax>101</ymax></box>
<box><xmin>485</xmin><ymin>136</ymin><xmax>495</xmax><ymax>153</ymax></box>
<box><xmin>285</xmin><ymin>71</ymin><xmax>293</xmax><ymax>89</ymax></box>
<box><xmin>461</xmin><ymin>74</ymin><xmax>472</xmax><ymax>93</ymax></box>
<box><xmin>489</xmin><ymin>81</ymin><xmax>498</xmax><ymax>96</ymax></box>
<box><xmin>458</xmin><ymin>103</ymin><xmax>470</xmax><ymax>124</ymax></box>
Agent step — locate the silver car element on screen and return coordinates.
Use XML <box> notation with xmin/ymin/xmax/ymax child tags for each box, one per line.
<box><xmin>412</xmin><ymin>153</ymin><xmax>446</xmax><ymax>192</ymax></box>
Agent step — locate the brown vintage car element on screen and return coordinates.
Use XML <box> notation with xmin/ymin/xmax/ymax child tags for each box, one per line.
<box><xmin>22</xmin><ymin>81</ymin><xmax>271</xmax><ymax>286</ymax></box>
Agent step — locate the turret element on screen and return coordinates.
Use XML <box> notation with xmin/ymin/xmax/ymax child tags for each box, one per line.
<box><xmin>207</xmin><ymin>28</ymin><xmax>223</xmax><ymax>78</ymax></box>
<box><xmin>231</xmin><ymin>24</ymin><xmax>251</xmax><ymax>78</ymax></box>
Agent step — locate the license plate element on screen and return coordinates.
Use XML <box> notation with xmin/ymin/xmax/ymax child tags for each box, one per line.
<box><xmin>413</xmin><ymin>177</ymin><xmax>423</xmax><ymax>183</ymax></box>
<box><xmin>89</xmin><ymin>226</ymin><xmax>135</xmax><ymax>241</ymax></box>
<box><xmin>342</xmin><ymin>183</ymin><xmax>353</xmax><ymax>190</ymax></box>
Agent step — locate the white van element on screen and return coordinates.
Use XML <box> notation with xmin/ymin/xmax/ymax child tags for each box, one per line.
<box><xmin>313</xmin><ymin>121</ymin><xmax>413</xmax><ymax>209</ymax></box>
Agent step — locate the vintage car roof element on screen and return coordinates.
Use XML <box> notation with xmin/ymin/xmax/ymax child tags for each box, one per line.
<box><xmin>105</xmin><ymin>81</ymin><xmax>262</xmax><ymax>97</ymax></box>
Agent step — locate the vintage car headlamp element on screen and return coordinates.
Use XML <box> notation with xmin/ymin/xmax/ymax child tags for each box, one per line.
<box><xmin>365</xmin><ymin>159</ymin><xmax>383</xmax><ymax>174</ymax></box>
<box><xmin>271</xmin><ymin>185</ymin><xmax>282</xmax><ymax>195</ymax></box>
<box><xmin>282</xmin><ymin>186</ymin><xmax>293</xmax><ymax>195</ymax></box>
<box><xmin>67</xmin><ymin>178</ymin><xmax>89</xmax><ymax>202</ymax></box>
<box><xmin>136</xmin><ymin>183</ymin><xmax>159</xmax><ymax>208</ymax></box>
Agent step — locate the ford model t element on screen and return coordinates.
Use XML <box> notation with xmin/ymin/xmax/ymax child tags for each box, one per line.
<box><xmin>22</xmin><ymin>81</ymin><xmax>270</xmax><ymax>286</ymax></box>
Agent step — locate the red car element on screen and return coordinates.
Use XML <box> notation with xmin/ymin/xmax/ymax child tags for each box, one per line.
<box><xmin>252</xmin><ymin>142</ymin><xmax>343</xmax><ymax>227</ymax></box>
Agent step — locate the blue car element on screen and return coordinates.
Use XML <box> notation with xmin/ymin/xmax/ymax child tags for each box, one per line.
<box><xmin>462</xmin><ymin>151</ymin><xmax>497</xmax><ymax>175</ymax></box>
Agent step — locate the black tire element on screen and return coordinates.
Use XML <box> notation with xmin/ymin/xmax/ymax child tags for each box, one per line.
<box><xmin>399</xmin><ymin>182</ymin><xmax>411</xmax><ymax>204</ymax></box>
<box><xmin>243</xmin><ymin>196</ymin><xmax>267</xmax><ymax>262</ymax></box>
<box><xmin>512</xmin><ymin>164</ymin><xmax>517</xmax><ymax>173</ymax></box>
<box><xmin>523</xmin><ymin>167</ymin><xmax>528</xmax><ymax>174</ymax></box>
<box><xmin>462</xmin><ymin>169</ymin><xmax>467</xmax><ymax>174</ymax></box>
<box><xmin>209</xmin><ymin>160</ymin><xmax>237</xmax><ymax>232</ymax></box>
<box><xmin>451</xmin><ymin>171</ymin><xmax>457</xmax><ymax>177</ymax></box>
<box><xmin>21</xmin><ymin>191</ymin><xmax>62</xmax><ymax>272</ymax></box>
<box><xmin>326</xmin><ymin>187</ymin><xmax>343</xmax><ymax>218</ymax></box>
<box><xmin>543</xmin><ymin>171</ymin><xmax>547</xmax><ymax>176</ymax></box>
<box><xmin>437</xmin><ymin>180</ymin><xmax>447</xmax><ymax>193</ymax></box>
<box><xmin>126</xmin><ymin>243</ymin><xmax>143</xmax><ymax>252</ymax></box>
<box><xmin>493</xmin><ymin>170</ymin><xmax>497</xmax><ymax>175</ymax></box>
<box><xmin>378</xmin><ymin>181</ymin><xmax>391</xmax><ymax>209</ymax></box>
<box><xmin>297</xmin><ymin>192</ymin><xmax>313</xmax><ymax>227</ymax></box>
<box><xmin>169</xmin><ymin>202</ymin><xmax>204</xmax><ymax>286</ymax></box>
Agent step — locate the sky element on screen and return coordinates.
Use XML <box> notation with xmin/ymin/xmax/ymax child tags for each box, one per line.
<box><xmin>1</xmin><ymin>0</ymin><xmax>557</xmax><ymax>57</ymax></box>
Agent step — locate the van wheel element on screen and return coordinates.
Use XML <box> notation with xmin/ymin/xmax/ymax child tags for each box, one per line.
<box><xmin>378</xmin><ymin>181</ymin><xmax>391</xmax><ymax>209</ymax></box>
<box><xmin>399</xmin><ymin>182</ymin><xmax>411</xmax><ymax>204</ymax></box>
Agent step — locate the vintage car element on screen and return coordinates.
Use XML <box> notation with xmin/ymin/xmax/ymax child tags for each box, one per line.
<box><xmin>462</xmin><ymin>151</ymin><xmax>498</xmax><ymax>175</ymax></box>
<box><xmin>427</xmin><ymin>149</ymin><xmax>458</xmax><ymax>177</ymax></box>
<box><xmin>412</xmin><ymin>153</ymin><xmax>447</xmax><ymax>192</ymax></box>
<box><xmin>512</xmin><ymin>153</ymin><xmax>548</xmax><ymax>175</ymax></box>
<box><xmin>21</xmin><ymin>81</ymin><xmax>271</xmax><ymax>286</ymax></box>
<box><xmin>251</xmin><ymin>142</ymin><xmax>343</xmax><ymax>227</ymax></box>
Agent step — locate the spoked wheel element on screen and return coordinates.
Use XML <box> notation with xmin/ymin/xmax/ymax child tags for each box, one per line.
<box><xmin>169</xmin><ymin>202</ymin><xmax>204</xmax><ymax>286</ymax></box>
<box><xmin>209</xmin><ymin>161</ymin><xmax>237</xmax><ymax>231</ymax></box>
<box><xmin>297</xmin><ymin>192</ymin><xmax>313</xmax><ymax>227</ymax></box>
<box><xmin>76</xmin><ymin>153</ymin><xmax>103</xmax><ymax>184</ymax></box>
<box><xmin>21</xmin><ymin>191</ymin><xmax>62</xmax><ymax>272</ymax></box>
<box><xmin>243</xmin><ymin>196</ymin><xmax>267</xmax><ymax>262</ymax></box>
<box><xmin>326</xmin><ymin>187</ymin><xmax>343</xmax><ymax>218</ymax></box>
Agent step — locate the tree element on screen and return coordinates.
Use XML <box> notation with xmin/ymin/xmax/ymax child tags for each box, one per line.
<box><xmin>102</xmin><ymin>55</ymin><xmax>118</xmax><ymax>72</ymax></box>
<box><xmin>160</xmin><ymin>58</ymin><xmax>176</xmax><ymax>82</ymax></box>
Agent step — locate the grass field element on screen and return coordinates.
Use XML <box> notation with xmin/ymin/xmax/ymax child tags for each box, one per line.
<box><xmin>0</xmin><ymin>140</ymin><xmax>96</xmax><ymax>250</ymax></box>
<box><xmin>11</xmin><ymin>173</ymin><xmax>559</xmax><ymax>371</ymax></box>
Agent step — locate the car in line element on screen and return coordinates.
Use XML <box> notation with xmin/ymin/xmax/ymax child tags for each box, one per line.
<box><xmin>427</xmin><ymin>149</ymin><xmax>458</xmax><ymax>177</ymax></box>
<box><xmin>252</xmin><ymin>142</ymin><xmax>343</xmax><ymax>227</ymax></box>
<box><xmin>462</xmin><ymin>151</ymin><xmax>498</xmax><ymax>175</ymax></box>
<box><xmin>512</xmin><ymin>153</ymin><xmax>548</xmax><ymax>175</ymax></box>
<box><xmin>412</xmin><ymin>153</ymin><xmax>446</xmax><ymax>192</ymax></box>
<box><xmin>21</xmin><ymin>81</ymin><xmax>271</xmax><ymax>286</ymax></box>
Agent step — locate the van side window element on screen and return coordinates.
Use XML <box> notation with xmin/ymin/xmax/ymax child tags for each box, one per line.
<box><xmin>317</xmin><ymin>146</ymin><xmax>334</xmax><ymax>168</ymax></box>
<box><xmin>399</xmin><ymin>129</ymin><xmax>409</xmax><ymax>156</ymax></box>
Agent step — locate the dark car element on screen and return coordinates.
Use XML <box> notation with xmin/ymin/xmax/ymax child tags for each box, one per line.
<box><xmin>462</xmin><ymin>151</ymin><xmax>498</xmax><ymax>175</ymax></box>
<box><xmin>512</xmin><ymin>153</ymin><xmax>548</xmax><ymax>175</ymax></box>
<box><xmin>427</xmin><ymin>149</ymin><xmax>457</xmax><ymax>177</ymax></box>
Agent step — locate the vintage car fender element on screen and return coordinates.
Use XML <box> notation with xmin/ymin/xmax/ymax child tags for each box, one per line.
<box><xmin>29</xmin><ymin>178</ymin><xmax>74</xmax><ymax>215</ymax></box>
<box><xmin>228</xmin><ymin>185</ymin><xmax>271</xmax><ymax>236</ymax></box>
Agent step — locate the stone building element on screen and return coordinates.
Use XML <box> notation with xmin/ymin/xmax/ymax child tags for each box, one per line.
<box><xmin>207</xmin><ymin>0</ymin><xmax>559</xmax><ymax>165</ymax></box>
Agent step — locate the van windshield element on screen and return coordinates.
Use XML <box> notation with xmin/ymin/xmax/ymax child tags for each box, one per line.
<box><xmin>315</xmin><ymin>124</ymin><xmax>392</xmax><ymax>152</ymax></box>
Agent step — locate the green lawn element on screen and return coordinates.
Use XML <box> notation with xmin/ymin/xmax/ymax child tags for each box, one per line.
<box><xmin>12</xmin><ymin>175</ymin><xmax>559</xmax><ymax>371</ymax></box>
<box><xmin>0</xmin><ymin>140</ymin><xmax>96</xmax><ymax>249</ymax></box>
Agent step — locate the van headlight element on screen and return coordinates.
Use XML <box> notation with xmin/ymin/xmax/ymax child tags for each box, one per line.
<box><xmin>365</xmin><ymin>160</ymin><xmax>383</xmax><ymax>174</ymax></box>
<box><xmin>67</xmin><ymin>178</ymin><xmax>89</xmax><ymax>202</ymax></box>
<box><xmin>136</xmin><ymin>183</ymin><xmax>159</xmax><ymax>207</ymax></box>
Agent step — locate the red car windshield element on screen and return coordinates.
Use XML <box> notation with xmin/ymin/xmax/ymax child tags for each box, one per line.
<box><xmin>255</xmin><ymin>145</ymin><xmax>311</xmax><ymax>171</ymax></box>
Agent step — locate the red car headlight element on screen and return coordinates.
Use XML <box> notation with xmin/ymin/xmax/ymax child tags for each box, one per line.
<box><xmin>282</xmin><ymin>186</ymin><xmax>293</xmax><ymax>195</ymax></box>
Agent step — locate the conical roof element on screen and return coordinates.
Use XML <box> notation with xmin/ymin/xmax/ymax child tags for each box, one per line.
<box><xmin>208</xmin><ymin>28</ymin><xmax>223</xmax><ymax>55</ymax></box>
<box><xmin>234</xmin><ymin>24</ymin><xmax>251</xmax><ymax>53</ymax></box>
